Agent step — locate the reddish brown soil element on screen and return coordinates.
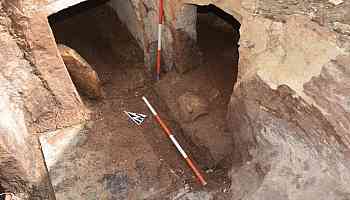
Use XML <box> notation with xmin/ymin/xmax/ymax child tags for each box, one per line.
<box><xmin>156</xmin><ymin>8</ymin><xmax>239</xmax><ymax>168</ymax></box>
<box><xmin>48</xmin><ymin>2</ymin><xmax>239</xmax><ymax>199</ymax></box>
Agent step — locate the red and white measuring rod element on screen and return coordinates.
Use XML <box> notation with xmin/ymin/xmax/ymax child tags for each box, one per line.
<box><xmin>142</xmin><ymin>96</ymin><xmax>207</xmax><ymax>186</ymax></box>
<box><xmin>156</xmin><ymin>0</ymin><xmax>164</xmax><ymax>81</ymax></box>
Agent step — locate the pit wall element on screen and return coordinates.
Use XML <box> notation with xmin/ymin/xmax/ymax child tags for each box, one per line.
<box><xmin>5</xmin><ymin>0</ymin><xmax>88</xmax><ymax>133</ymax></box>
<box><xmin>141</xmin><ymin>0</ymin><xmax>242</xmax><ymax>73</ymax></box>
<box><xmin>162</xmin><ymin>0</ymin><xmax>242</xmax><ymax>73</ymax></box>
<box><xmin>45</xmin><ymin>0</ymin><xmax>242</xmax><ymax>73</ymax></box>
<box><xmin>109</xmin><ymin>0</ymin><xmax>350</xmax><ymax>198</ymax></box>
<box><xmin>227</xmin><ymin>1</ymin><xmax>350</xmax><ymax>199</ymax></box>
<box><xmin>0</xmin><ymin>0</ymin><xmax>146</xmax><ymax>198</ymax></box>
<box><xmin>43</xmin><ymin>0</ymin><xmax>242</xmax><ymax>73</ymax></box>
<box><xmin>2</xmin><ymin>0</ymin><xmax>350</xmax><ymax>199</ymax></box>
<box><xmin>0</xmin><ymin>0</ymin><xmax>68</xmax><ymax>199</ymax></box>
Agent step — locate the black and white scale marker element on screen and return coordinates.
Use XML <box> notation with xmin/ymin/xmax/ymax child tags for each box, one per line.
<box><xmin>124</xmin><ymin>111</ymin><xmax>147</xmax><ymax>125</ymax></box>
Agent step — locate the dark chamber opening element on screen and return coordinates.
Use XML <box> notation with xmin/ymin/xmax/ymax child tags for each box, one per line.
<box><xmin>197</xmin><ymin>4</ymin><xmax>240</xmax><ymax>89</ymax></box>
<box><xmin>44</xmin><ymin>1</ymin><xmax>243</xmax><ymax>198</ymax></box>
<box><xmin>190</xmin><ymin>3</ymin><xmax>241</xmax><ymax>111</ymax></box>
<box><xmin>193</xmin><ymin>3</ymin><xmax>241</xmax><ymax>170</ymax></box>
<box><xmin>197</xmin><ymin>4</ymin><xmax>241</xmax><ymax>30</ymax></box>
<box><xmin>48</xmin><ymin>0</ymin><xmax>144</xmax><ymax>100</ymax></box>
<box><xmin>154</xmin><ymin>3</ymin><xmax>242</xmax><ymax>179</ymax></box>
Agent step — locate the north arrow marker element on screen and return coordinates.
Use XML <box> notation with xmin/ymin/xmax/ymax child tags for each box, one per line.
<box><xmin>124</xmin><ymin>111</ymin><xmax>147</xmax><ymax>125</ymax></box>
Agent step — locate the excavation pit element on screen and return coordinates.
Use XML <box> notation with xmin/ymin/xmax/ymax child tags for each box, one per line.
<box><xmin>42</xmin><ymin>1</ymin><xmax>240</xmax><ymax>199</ymax></box>
<box><xmin>155</xmin><ymin>3</ymin><xmax>241</xmax><ymax>170</ymax></box>
<box><xmin>1</xmin><ymin>0</ymin><xmax>349</xmax><ymax>199</ymax></box>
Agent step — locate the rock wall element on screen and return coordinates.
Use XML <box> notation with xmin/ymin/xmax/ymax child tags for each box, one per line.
<box><xmin>44</xmin><ymin>0</ymin><xmax>240</xmax><ymax>74</ymax></box>
<box><xmin>30</xmin><ymin>0</ymin><xmax>239</xmax><ymax>74</ymax></box>
<box><xmin>1</xmin><ymin>0</ymin><xmax>350</xmax><ymax>199</ymax></box>
<box><xmin>108</xmin><ymin>0</ymin><xmax>144</xmax><ymax>48</ymax></box>
<box><xmin>106</xmin><ymin>0</ymin><xmax>165</xmax><ymax>71</ymax></box>
<box><xmin>0</xmin><ymin>0</ymin><xmax>88</xmax><ymax>198</ymax></box>
<box><xmin>1</xmin><ymin>1</ymin><xmax>57</xmax><ymax>199</ymax></box>
<box><xmin>227</xmin><ymin>0</ymin><xmax>350</xmax><ymax>199</ymax></box>
<box><xmin>164</xmin><ymin>0</ymin><xmax>242</xmax><ymax>73</ymax></box>
<box><xmin>3</xmin><ymin>0</ymin><xmax>87</xmax><ymax>133</ymax></box>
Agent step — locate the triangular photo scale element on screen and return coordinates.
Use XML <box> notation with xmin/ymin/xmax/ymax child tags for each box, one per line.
<box><xmin>124</xmin><ymin>111</ymin><xmax>147</xmax><ymax>126</ymax></box>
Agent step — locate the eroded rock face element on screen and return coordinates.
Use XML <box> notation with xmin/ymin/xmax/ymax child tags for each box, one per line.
<box><xmin>228</xmin><ymin>78</ymin><xmax>350</xmax><ymax>199</ymax></box>
<box><xmin>227</xmin><ymin>0</ymin><xmax>350</xmax><ymax>199</ymax></box>
<box><xmin>304</xmin><ymin>55</ymin><xmax>350</xmax><ymax>147</ymax></box>
<box><xmin>58</xmin><ymin>44</ymin><xmax>103</xmax><ymax>99</ymax></box>
<box><xmin>0</xmin><ymin>0</ymin><xmax>89</xmax><ymax>198</ymax></box>
<box><xmin>0</xmin><ymin>1</ymin><xmax>58</xmax><ymax>199</ymax></box>
<box><xmin>1</xmin><ymin>0</ymin><xmax>350</xmax><ymax>199</ymax></box>
<box><xmin>2</xmin><ymin>0</ymin><xmax>87</xmax><ymax>133</ymax></box>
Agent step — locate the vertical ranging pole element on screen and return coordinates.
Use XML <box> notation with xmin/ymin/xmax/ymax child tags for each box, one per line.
<box><xmin>156</xmin><ymin>0</ymin><xmax>164</xmax><ymax>81</ymax></box>
<box><xmin>142</xmin><ymin>96</ymin><xmax>207</xmax><ymax>186</ymax></box>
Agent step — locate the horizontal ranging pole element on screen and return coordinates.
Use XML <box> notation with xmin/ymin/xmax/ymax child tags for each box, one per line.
<box><xmin>142</xmin><ymin>96</ymin><xmax>207</xmax><ymax>186</ymax></box>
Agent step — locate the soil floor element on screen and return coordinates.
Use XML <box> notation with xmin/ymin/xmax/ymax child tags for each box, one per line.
<box><xmin>43</xmin><ymin>2</ymin><xmax>239</xmax><ymax>200</ymax></box>
<box><xmin>155</xmin><ymin>9</ymin><xmax>239</xmax><ymax>171</ymax></box>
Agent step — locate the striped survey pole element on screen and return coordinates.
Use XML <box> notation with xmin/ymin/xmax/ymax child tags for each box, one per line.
<box><xmin>156</xmin><ymin>0</ymin><xmax>164</xmax><ymax>81</ymax></box>
<box><xmin>142</xmin><ymin>96</ymin><xmax>207</xmax><ymax>186</ymax></box>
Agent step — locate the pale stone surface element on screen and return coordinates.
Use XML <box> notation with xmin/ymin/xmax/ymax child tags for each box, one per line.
<box><xmin>332</xmin><ymin>22</ymin><xmax>350</xmax><ymax>35</ymax></box>
<box><xmin>241</xmin><ymin>15</ymin><xmax>342</xmax><ymax>102</ymax></box>
<box><xmin>177</xmin><ymin>92</ymin><xmax>209</xmax><ymax>122</ymax></box>
<box><xmin>329</xmin><ymin>0</ymin><xmax>344</xmax><ymax>5</ymax></box>
<box><xmin>45</xmin><ymin>0</ymin><xmax>89</xmax><ymax>15</ymax></box>
<box><xmin>39</xmin><ymin>124</ymin><xmax>86</xmax><ymax>171</ymax></box>
<box><xmin>108</xmin><ymin>0</ymin><xmax>144</xmax><ymax>49</ymax></box>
